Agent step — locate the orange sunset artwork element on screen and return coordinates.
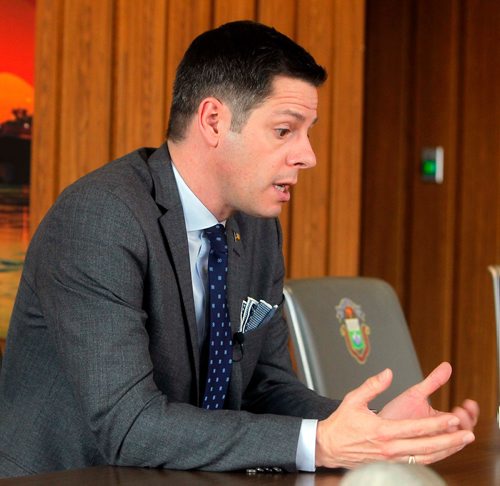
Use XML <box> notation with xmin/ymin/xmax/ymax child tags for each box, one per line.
<box><xmin>0</xmin><ymin>0</ymin><xmax>36</xmax><ymax>341</ymax></box>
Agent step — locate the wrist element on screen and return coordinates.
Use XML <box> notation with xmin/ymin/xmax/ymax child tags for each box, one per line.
<box><xmin>315</xmin><ymin>420</ymin><xmax>329</xmax><ymax>468</ymax></box>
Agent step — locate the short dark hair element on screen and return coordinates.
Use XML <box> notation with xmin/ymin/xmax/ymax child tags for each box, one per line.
<box><xmin>167</xmin><ymin>20</ymin><xmax>327</xmax><ymax>142</ymax></box>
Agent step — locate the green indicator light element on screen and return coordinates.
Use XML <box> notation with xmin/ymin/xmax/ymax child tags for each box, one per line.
<box><xmin>422</xmin><ymin>159</ymin><xmax>436</xmax><ymax>175</ymax></box>
<box><xmin>421</xmin><ymin>147</ymin><xmax>443</xmax><ymax>183</ymax></box>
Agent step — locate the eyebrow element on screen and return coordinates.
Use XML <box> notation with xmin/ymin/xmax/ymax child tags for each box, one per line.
<box><xmin>274</xmin><ymin>109</ymin><xmax>318</xmax><ymax>126</ymax></box>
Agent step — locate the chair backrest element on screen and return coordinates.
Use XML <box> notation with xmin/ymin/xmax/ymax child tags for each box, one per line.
<box><xmin>284</xmin><ymin>277</ymin><xmax>423</xmax><ymax>410</ymax></box>
<box><xmin>487</xmin><ymin>265</ymin><xmax>500</xmax><ymax>425</ymax></box>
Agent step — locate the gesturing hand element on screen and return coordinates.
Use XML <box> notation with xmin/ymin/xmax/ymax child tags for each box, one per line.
<box><xmin>379</xmin><ymin>362</ymin><xmax>479</xmax><ymax>430</ymax></box>
<box><xmin>315</xmin><ymin>365</ymin><xmax>477</xmax><ymax>469</ymax></box>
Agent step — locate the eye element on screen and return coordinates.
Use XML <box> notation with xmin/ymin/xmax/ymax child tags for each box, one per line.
<box><xmin>275</xmin><ymin>128</ymin><xmax>291</xmax><ymax>138</ymax></box>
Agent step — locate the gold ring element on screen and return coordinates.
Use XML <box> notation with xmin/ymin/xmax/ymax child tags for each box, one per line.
<box><xmin>408</xmin><ymin>455</ymin><xmax>416</xmax><ymax>464</ymax></box>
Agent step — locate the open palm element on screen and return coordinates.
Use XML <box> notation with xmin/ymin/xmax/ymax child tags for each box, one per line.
<box><xmin>379</xmin><ymin>362</ymin><xmax>478</xmax><ymax>430</ymax></box>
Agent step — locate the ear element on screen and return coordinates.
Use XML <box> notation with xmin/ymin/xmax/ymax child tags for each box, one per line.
<box><xmin>197</xmin><ymin>97</ymin><xmax>230</xmax><ymax>147</ymax></box>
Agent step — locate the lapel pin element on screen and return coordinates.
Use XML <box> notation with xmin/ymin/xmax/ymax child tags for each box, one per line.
<box><xmin>233</xmin><ymin>231</ymin><xmax>241</xmax><ymax>242</ymax></box>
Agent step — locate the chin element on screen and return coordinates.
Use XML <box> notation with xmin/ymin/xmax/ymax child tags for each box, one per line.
<box><xmin>238</xmin><ymin>207</ymin><xmax>280</xmax><ymax>219</ymax></box>
<box><xmin>253</xmin><ymin>206</ymin><xmax>283</xmax><ymax>219</ymax></box>
<box><xmin>237</xmin><ymin>198</ymin><xmax>284</xmax><ymax>219</ymax></box>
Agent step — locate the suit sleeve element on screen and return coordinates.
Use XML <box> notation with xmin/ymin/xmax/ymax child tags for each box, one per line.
<box><xmin>33</xmin><ymin>186</ymin><xmax>303</xmax><ymax>472</ymax></box>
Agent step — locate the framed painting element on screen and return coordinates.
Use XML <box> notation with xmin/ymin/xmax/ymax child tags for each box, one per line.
<box><xmin>0</xmin><ymin>0</ymin><xmax>35</xmax><ymax>344</ymax></box>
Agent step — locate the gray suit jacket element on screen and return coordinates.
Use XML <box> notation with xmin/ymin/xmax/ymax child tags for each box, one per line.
<box><xmin>0</xmin><ymin>145</ymin><xmax>339</xmax><ymax>477</ymax></box>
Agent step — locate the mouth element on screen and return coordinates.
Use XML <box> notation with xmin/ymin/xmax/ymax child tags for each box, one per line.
<box><xmin>272</xmin><ymin>182</ymin><xmax>294</xmax><ymax>203</ymax></box>
<box><xmin>273</xmin><ymin>184</ymin><xmax>288</xmax><ymax>193</ymax></box>
<box><xmin>273</xmin><ymin>178</ymin><xmax>297</xmax><ymax>193</ymax></box>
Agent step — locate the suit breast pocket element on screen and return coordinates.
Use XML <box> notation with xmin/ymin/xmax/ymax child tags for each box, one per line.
<box><xmin>238</xmin><ymin>324</ymin><xmax>270</xmax><ymax>391</ymax></box>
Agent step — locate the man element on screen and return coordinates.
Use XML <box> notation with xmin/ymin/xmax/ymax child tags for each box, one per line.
<box><xmin>0</xmin><ymin>21</ymin><xmax>478</xmax><ymax>477</ymax></box>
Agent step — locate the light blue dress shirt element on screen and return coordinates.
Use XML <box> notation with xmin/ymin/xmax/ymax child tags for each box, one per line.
<box><xmin>171</xmin><ymin>163</ymin><xmax>317</xmax><ymax>471</ymax></box>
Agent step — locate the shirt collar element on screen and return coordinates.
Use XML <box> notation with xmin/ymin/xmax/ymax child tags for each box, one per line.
<box><xmin>171</xmin><ymin>162</ymin><xmax>222</xmax><ymax>232</ymax></box>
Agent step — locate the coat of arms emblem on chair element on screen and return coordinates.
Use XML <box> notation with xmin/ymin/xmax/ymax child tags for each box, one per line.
<box><xmin>336</xmin><ymin>298</ymin><xmax>371</xmax><ymax>364</ymax></box>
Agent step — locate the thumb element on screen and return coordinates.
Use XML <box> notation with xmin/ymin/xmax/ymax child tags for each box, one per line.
<box><xmin>411</xmin><ymin>361</ymin><xmax>452</xmax><ymax>399</ymax></box>
<box><xmin>343</xmin><ymin>368</ymin><xmax>393</xmax><ymax>407</ymax></box>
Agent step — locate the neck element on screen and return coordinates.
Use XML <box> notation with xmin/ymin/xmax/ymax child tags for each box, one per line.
<box><xmin>167</xmin><ymin>139</ymin><xmax>232</xmax><ymax>222</ymax></box>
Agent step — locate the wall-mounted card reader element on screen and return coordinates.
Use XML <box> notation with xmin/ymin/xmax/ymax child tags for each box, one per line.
<box><xmin>421</xmin><ymin>146</ymin><xmax>444</xmax><ymax>183</ymax></box>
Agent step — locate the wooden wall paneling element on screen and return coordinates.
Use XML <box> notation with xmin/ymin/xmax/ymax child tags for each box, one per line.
<box><xmin>327</xmin><ymin>0</ymin><xmax>365</xmax><ymax>276</ymax></box>
<box><xmin>214</xmin><ymin>0</ymin><xmax>256</xmax><ymax>25</ymax></box>
<box><xmin>258</xmin><ymin>0</ymin><xmax>296</xmax><ymax>30</ymax></box>
<box><xmin>164</xmin><ymin>1</ymin><xmax>213</xmax><ymax>132</ymax></box>
<box><xmin>407</xmin><ymin>0</ymin><xmax>460</xmax><ymax>411</ymax></box>
<box><xmin>453</xmin><ymin>0</ymin><xmax>500</xmax><ymax>417</ymax></box>
<box><xmin>31</xmin><ymin>0</ymin><xmax>65</xmax><ymax>232</ymax></box>
<box><xmin>111</xmin><ymin>0</ymin><xmax>168</xmax><ymax>158</ymax></box>
<box><xmin>289</xmin><ymin>0</ymin><xmax>335</xmax><ymax>278</ymax></box>
<box><xmin>258</xmin><ymin>0</ymin><xmax>298</xmax><ymax>272</ymax></box>
<box><xmin>57</xmin><ymin>0</ymin><xmax>114</xmax><ymax>192</ymax></box>
<box><xmin>361</xmin><ymin>0</ymin><xmax>413</xmax><ymax>300</ymax></box>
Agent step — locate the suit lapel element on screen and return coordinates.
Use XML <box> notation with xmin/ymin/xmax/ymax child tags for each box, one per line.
<box><xmin>226</xmin><ymin>216</ymin><xmax>247</xmax><ymax>409</ymax></box>
<box><xmin>226</xmin><ymin>217</ymin><xmax>246</xmax><ymax>337</ymax></box>
<box><xmin>147</xmin><ymin>146</ymin><xmax>200</xmax><ymax>400</ymax></box>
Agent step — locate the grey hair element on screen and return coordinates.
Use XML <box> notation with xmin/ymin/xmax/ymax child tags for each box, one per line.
<box><xmin>340</xmin><ymin>463</ymin><xmax>446</xmax><ymax>486</ymax></box>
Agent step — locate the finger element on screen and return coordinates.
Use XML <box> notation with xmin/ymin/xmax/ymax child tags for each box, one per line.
<box><xmin>342</xmin><ymin>368</ymin><xmax>393</xmax><ymax>407</ymax></box>
<box><xmin>463</xmin><ymin>399</ymin><xmax>480</xmax><ymax>426</ymax></box>
<box><xmin>452</xmin><ymin>399</ymin><xmax>480</xmax><ymax>430</ymax></box>
<box><xmin>408</xmin><ymin>430</ymin><xmax>475</xmax><ymax>458</ymax></box>
<box><xmin>409</xmin><ymin>362</ymin><xmax>452</xmax><ymax>399</ymax></box>
<box><xmin>382</xmin><ymin>429</ymin><xmax>475</xmax><ymax>464</ymax></box>
<box><xmin>451</xmin><ymin>406</ymin><xmax>473</xmax><ymax>431</ymax></box>
<box><xmin>402</xmin><ymin>442</ymin><xmax>467</xmax><ymax>466</ymax></box>
<box><xmin>377</xmin><ymin>414</ymin><xmax>461</xmax><ymax>440</ymax></box>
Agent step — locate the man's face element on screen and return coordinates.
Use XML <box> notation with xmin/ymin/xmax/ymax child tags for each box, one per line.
<box><xmin>214</xmin><ymin>76</ymin><xmax>318</xmax><ymax>219</ymax></box>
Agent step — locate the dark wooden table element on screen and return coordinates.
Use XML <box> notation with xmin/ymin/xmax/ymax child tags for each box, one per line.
<box><xmin>432</xmin><ymin>418</ymin><xmax>500</xmax><ymax>485</ymax></box>
<box><xmin>2</xmin><ymin>420</ymin><xmax>499</xmax><ymax>485</ymax></box>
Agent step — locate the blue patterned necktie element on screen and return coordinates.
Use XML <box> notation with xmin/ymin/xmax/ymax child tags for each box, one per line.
<box><xmin>202</xmin><ymin>224</ymin><xmax>233</xmax><ymax>410</ymax></box>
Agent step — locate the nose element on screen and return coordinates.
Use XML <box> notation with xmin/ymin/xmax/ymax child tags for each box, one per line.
<box><xmin>287</xmin><ymin>135</ymin><xmax>317</xmax><ymax>169</ymax></box>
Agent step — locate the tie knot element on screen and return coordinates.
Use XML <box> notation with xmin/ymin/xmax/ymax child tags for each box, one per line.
<box><xmin>204</xmin><ymin>224</ymin><xmax>227</xmax><ymax>255</ymax></box>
